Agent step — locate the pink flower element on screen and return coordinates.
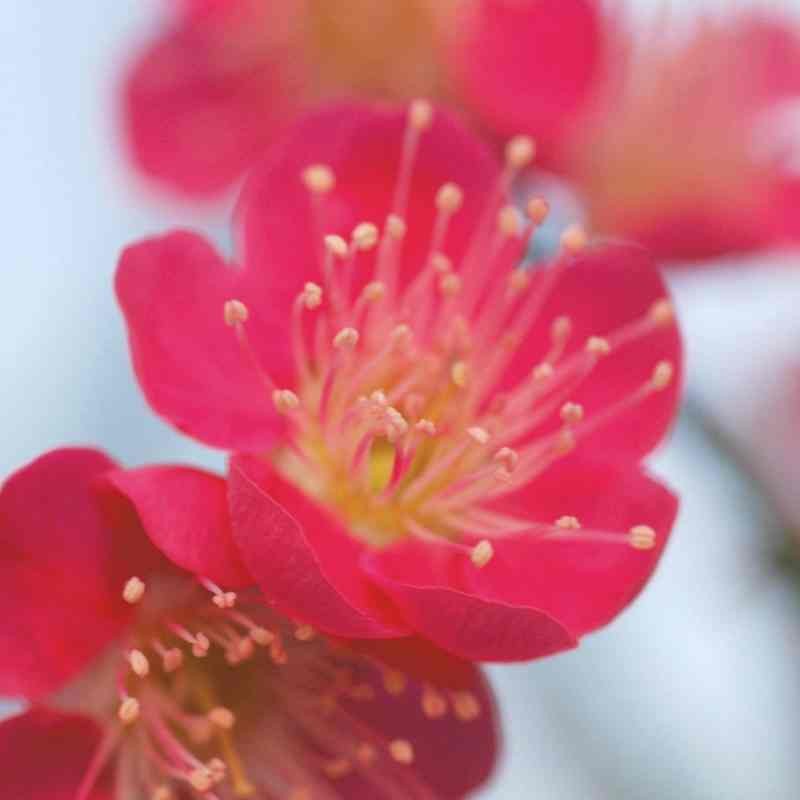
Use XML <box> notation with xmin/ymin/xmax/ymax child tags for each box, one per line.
<box><xmin>116</xmin><ymin>103</ymin><xmax>682</xmax><ymax>663</ymax></box>
<box><xmin>0</xmin><ymin>447</ymin><xmax>498</xmax><ymax>798</ymax></box>
<box><xmin>560</xmin><ymin>11</ymin><xmax>800</xmax><ymax>261</ymax></box>
<box><xmin>121</xmin><ymin>0</ymin><xmax>605</xmax><ymax>196</ymax></box>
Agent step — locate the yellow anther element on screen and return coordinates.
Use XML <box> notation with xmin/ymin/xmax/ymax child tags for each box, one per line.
<box><xmin>223</xmin><ymin>299</ymin><xmax>249</xmax><ymax>327</ymax></box>
<box><xmin>467</xmin><ymin>427</ymin><xmax>490</xmax><ymax>445</ymax></box>
<box><xmin>505</xmin><ymin>135</ymin><xmax>536</xmax><ymax>169</ymax></box>
<box><xmin>586</xmin><ymin>336</ymin><xmax>611</xmax><ymax>356</ymax></box>
<box><xmin>471</xmin><ymin>540</ymin><xmax>495</xmax><ymax>568</ymax></box>
<box><xmin>415</xmin><ymin>419</ymin><xmax>437</xmax><ymax>436</ymax></box>
<box><xmin>208</xmin><ymin>707</ymin><xmax>236</xmax><ymax>730</ymax></box>
<box><xmin>439</xmin><ymin>273</ymin><xmax>462</xmax><ymax>296</ymax></box>
<box><xmin>561</xmin><ymin>223</ymin><xmax>588</xmax><ymax>255</ymax></box>
<box><xmin>324</xmin><ymin>234</ymin><xmax>349</xmax><ymax>258</ymax></box>
<box><xmin>122</xmin><ymin>576</ymin><xmax>145</xmax><ymax>604</ymax></box>
<box><xmin>651</xmin><ymin>361</ymin><xmax>674</xmax><ymax>390</ymax></box>
<box><xmin>555</xmin><ymin>516</ymin><xmax>581</xmax><ymax>530</ymax></box>
<box><xmin>431</xmin><ymin>252</ymin><xmax>452</xmax><ymax>273</ymax></box>
<box><xmin>361</xmin><ymin>281</ymin><xmax>386</xmax><ymax>302</ymax></box>
<box><xmin>389</xmin><ymin>739</ymin><xmax>415</xmax><ymax>765</ymax></box>
<box><xmin>386</xmin><ymin>214</ymin><xmax>407</xmax><ymax>239</ymax></box>
<box><xmin>436</xmin><ymin>182</ymin><xmax>464</xmax><ymax>213</ymax></box>
<box><xmin>451</xmin><ymin>360</ymin><xmax>469</xmax><ymax>388</ymax></box>
<box><xmin>273</xmin><ymin>389</ymin><xmax>300</xmax><ymax>414</ymax></box>
<box><xmin>352</xmin><ymin>222</ymin><xmax>379</xmax><ymax>251</ymax></box>
<box><xmin>629</xmin><ymin>525</ymin><xmax>657</xmax><ymax>550</ymax></box>
<box><xmin>189</xmin><ymin>767</ymin><xmax>214</xmax><ymax>792</ymax></box>
<box><xmin>527</xmin><ymin>196</ymin><xmax>550</xmax><ymax>224</ymax></box>
<box><xmin>294</xmin><ymin>624</ymin><xmax>315</xmax><ymax>642</ymax></box>
<box><xmin>494</xmin><ymin>447</ymin><xmax>519</xmax><ymax>472</ymax></box>
<box><xmin>212</xmin><ymin>591</ymin><xmax>237</xmax><ymax>609</ymax></box>
<box><xmin>333</xmin><ymin>327</ymin><xmax>359</xmax><ymax>350</ymax></box>
<box><xmin>118</xmin><ymin>697</ymin><xmax>140</xmax><ymax>725</ymax></box>
<box><xmin>301</xmin><ymin>282</ymin><xmax>322</xmax><ymax>309</ymax></box>
<box><xmin>533</xmin><ymin>362</ymin><xmax>554</xmax><ymax>380</ymax></box>
<box><xmin>301</xmin><ymin>164</ymin><xmax>335</xmax><ymax>194</ymax></box>
<box><xmin>409</xmin><ymin>99</ymin><xmax>434</xmax><ymax>130</ymax></box>
<box><xmin>129</xmin><ymin>649</ymin><xmax>150</xmax><ymax>678</ymax></box>
<box><xmin>452</xmin><ymin>691</ymin><xmax>481</xmax><ymax>722</ymax></box>
<box><xmin>560</xmin><ymin>402</ymin><xmax>584</xmax><ymax>424</ymax></box>
<box><xmin>422</xmin><ymin>688</ymin><xmax>448</xmax><ymax>719</ymax></box>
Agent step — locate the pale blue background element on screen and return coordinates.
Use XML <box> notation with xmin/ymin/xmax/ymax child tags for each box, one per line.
<box><xmin>1</xmin><ymin>2</ymin><xmax>799</xmax><ymax>797</ymax></box>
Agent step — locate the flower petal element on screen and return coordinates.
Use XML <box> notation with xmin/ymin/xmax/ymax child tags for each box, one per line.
<box><xmin>236</xmin><ymin>101</ymin><xmax>501</xmax><ymax>325</ymax></box>
<box><xmin>509</xmin><ymin>242</ymin><xmax>682</xmax><ymax>461</ymax></box>
<box><xmin>449</xmin><ymin>0</ymin><xmax>607</xmax><ymax>160</ymax></box>
<box><xmin>0</xmin><ymin>448</ymin><xmax>159</xmax><ymax>699</ymax></box>
<box><xmin>122</xmin><ymin>0</ymin><xmax>306</xmax><ymax>196</ymax></box>
<box><xmin>476</xmin><ymin>458</ymin><xmax>678</xmax><ymax>637</ymax></box>
<box><xmin>105</xmin><ymin>465</ymin><xmax>251</xmax><ymax>588</ymax></box>
<box><xmin>115</xmin><ymin>230</ymin><xmax>286</xmax><ymax>451</ymax></box>
<box><xmin>228</xmin><ymin>454</ymin><xmax>410</xmax><ymax>638</ymax></box>
<box><xmin>362</xmin><ymin>541</ymin><xmax>577</xmax><ymax>662</ymax></box>
<box><xmin>0</xmin><ymin>709</ymin><xmax>113</xmax><ymax>799</ymax></box>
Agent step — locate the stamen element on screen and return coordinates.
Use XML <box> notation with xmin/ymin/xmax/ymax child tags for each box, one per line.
<box><xmin>208</xmin><ymin>707</ymin><xmax>236</xmax><ymax>731</ymax></box>
<box><xmin>382</xmin><ymin>670</ymin><xmax>408</xmax><ymax>696</ymax></box>
<box><xmin>527</xmin><ymin>196</ymin><xmax>550</xmax><ymax>225</ymax></box>
<box><xmin>421</xmin><ymin>687</ymin><xmax>448</xmax><ymax>719</ymax></box>
<box><xmin>452</xmin><ymin>692</ymin><xmax>482</xmax><ymax>722</ymax></box>
<box><xmin>333</xmin><ymin>327</ymin><xmax>359</xmax><ymax>350</ymax></box>
<box><xmin>409</xmin><ymin>98</ymin><xmax>434</xmax><ymax>131</ymax></box>
<box><xmin>151</xmin><ymin>787</ymin><xmax>174</xmax><ymax>800</ymax></box>
<box><xmin>352</xmin><ymin>222</ymin><xmax>379</xmax><ymax>251</ymax></box>
<box><xmin>651</xmin><ymin>361</ymin><xmax>674</xmax><ymax>390</ymax></box>
<box><xmin>273</xmin><ymin>389</ymin><xmax>300</xmax><ymax>414</ymax></box>
<box><xmin>300</xmin><ymin>282</ymin><xmax>323</xmax><ymax>310</ymax></box>
<box><xmin>649</xmin><ymin>298</ymin><xmax>674</xmax><ymax>325</ymax></box>
<box><xmin>451</xmin><ymin>360</ymin><xmax>469</xmax><ymax>388</ymax></box>
<box><xmin>188</xmin><ymin>766</ymin><xmax>214</xmax><ymax>792</ymax></box>
<box><xmin>555</xmin><ymin>516</ymin><xmax>581</xmax><ymax>530</ymax></box>
<box><xmin>560</xmin><ymin>224</ymin><xmax>588</xmax><ymax>255</ymax></box>
<box><xmin>129</xmin><ymin>649</ymin><xmax>150</xmax><ymax>678</ymax></box>
<box><xmin>471</xmin><ymin>539</ymin><xmax>495</xmax><ymax>568</ymax></box>
<box><xmin>389</xmin><ymin>739</ymin><xmax>415</xmax><ymax>765</ymax></box>
<box><xmin>301</xmin><ymin>164</ymin><xmax>335</xmax><ymax>195</ymax></box>
<box><xmin>629</xmin><ymin>525</ymin><xmax>657</xmax><ymax>550</ymax></box>
<box><xmin>505</xmin><ymin>135</ymin><xmax>536</xmax><ymax>170</ymax></box>
<box><xmin>294</xmin><ymin>624</ymin><xmax>316</xmax><ymax>642</ymax></box>
<box><xmin>118</xmin><ymin>696</ymin><xmax>140</xmax><ymax>725</ymax></box>
<box><xmin>223</xmin><ymin>299</ymin><xmax>249</xmax><ymax>327</ymax></box>
<box><xmin>123</xmin><ymin>576</ymin><xmax>145</xmax><ymax>604</ymax></box>
<box><xmin>200</xmin><ymin>577</ymin><xmax>237</xmax><ymax>609</ymax></box>
<box><xmin>586</xmin><ymin>336</ymin><xmax>611</xmax><ymax>356</ymax></box>
<box><xmin>560</xmin><ymin>402</ymin><xmax>584</xmax><ymax>424</ymax></box>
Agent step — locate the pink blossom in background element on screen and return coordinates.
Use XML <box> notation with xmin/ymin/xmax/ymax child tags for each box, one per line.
<box><xmin>116</xmin><ymin>102</ymin><xmax>682</xmax><ymax>664</ymax></box>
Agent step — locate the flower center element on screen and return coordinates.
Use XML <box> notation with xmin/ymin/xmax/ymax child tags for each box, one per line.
<box><xmin>85</xmin><ymin>575</ymin><xmax>479</xmax><ymax>799</ymax></box>
<box><xmin>225</xmin><ymin>101</ymin><xmax>675</xmax><ymax>565</ymax></box>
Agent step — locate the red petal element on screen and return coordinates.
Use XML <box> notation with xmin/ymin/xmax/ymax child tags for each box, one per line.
<box><xmin>0</xmin><ymin>449</ymin><xmax>157</xmax><ymax>699</ymax></box>
<box><xmin>334</xmin><ymin>654</ymin><xmax>498</xmax><ymax>798</ymax></box>
<box><xmin>478</xmin><ymin>458</ymin><xmax>678</xmax><ymax>637</ymax></box>
<box><xmin>363</xmin><ymin>540</ymin><xmax>576</xmax><ymax>662</ymax></box>
<box><xmin>228</xmin><ymin>454</ymin><xmax>409</xmax><ymax>638</ymax></box>
<box><xmin>449</xmin><ymin>0</ymin><xmax>607</xmax><ymax>161</ymax></box>
<box><xmin>509</xmin><ymin>243</ymin><xmax>682</xmax><ymax>461</ymax></box>
<box><xmin>122</xmin><ymin>0</ymin><xmax>306</xmax><ymax>196</ymax></box>
<box><xmin>115</xmin><ymin>230</ymin><xmax>286</xmax><ymax>451</ymax></box>
<box><xmin>105</xmin><ymin>465</ymin><xmax>251</xmax><ymax>588</ymax></box>
<box><xmin>236</xmin><ymin>101</ymin><xmax>501</xmax><ymax>325</ymax></box>
<box><xmin>0</xmin><ymin>710</ymin><xmax>114</xmax><ymax>799</ymax></box>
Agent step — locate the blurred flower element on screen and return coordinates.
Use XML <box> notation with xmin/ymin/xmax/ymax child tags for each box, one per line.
<box><xmin>116</xmin><ymin>102</ymin><xmax>682</xmax><ymax>663</ymax></box>
<box><xmin>122</xmin><ymin>0</ymin><xmax>605</xmax><ymax>196</ymax></box>
<box><xmin>562</xmin><ymin>11</ymin><xmax>800</xmax><ymax>261</ymax></box>
<box><xmin>0</xmin><ymin>447</ymin><xmax>497</xmax><ymax>799</ymax></box>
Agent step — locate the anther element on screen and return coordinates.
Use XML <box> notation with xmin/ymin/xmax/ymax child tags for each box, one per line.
<box><xmin>586</xmin><ymin>336</ymin><xmax>611</xmax><ymax>357</ymax></box>
<box><xmin>207</xmin><ymin>758</ymin><xmax>227</xmax><ymax>784</ymax></box>
<box><xmin>383</xmin><ymin>670</ymin><xmax>408</xmax><ymax>696</ymax></box>
<box><xmin>361</xmin><ymin>281</ymin><xmax>386</xmax><ymax>302</ymax></box>
<box><xmin>192</xmin><ymin>633</ymin><xmax>210</xmax><ymax>658</ymax></box>
<box><xmin>300</xmin><ymin>282</ymin><xmax>322</xmax><ymax>309</ymax></box>
<box><xmin>151</xmin><ymin>786</ymin><xmax>174</xmax><ymax>800</ymax></box>
<box><xmin>422</xmin><ymin>688</ymin><xmax>448</xmax><ymax>719</ymax></box>
<box><xmin>439</xmin><ymin>273</ymin><xmax>462</xmax><ymax>296</ymax></box>
<box><xmin>451</xmin><ymin>360</ymin><xmax>469</xmax><ymax>388</ymax></box>
<box><xmin>651</xmin><ymin>361</ymin><xmax>674</xmax><ymax>390</ymax></box>
<box><xmin>122</xmin><ymin>576</ymin><xmax>145</xmax><ymax>604</ymax></box>
<box><xmin>509</xmin><ymin>269</ymin><xmax>531</xmax><ymax>292</ymax></box>
<box><xmin>352</xmin><ymin>222</ymin><xmax>379</xmax><ymax>251</ymax></box>
<box><xmin>560</xmin><ymin>402</ymin><xmax>584</xmax><ymax>424</ymax></box>
<box><xmin>386</xmin><ymin>214</ymin><xmax>407</xmax><ymax>239</ymax></box>
<box><xmin>649</xmin><ymin>299</ymin><xmax>674</xmax><ymax>326</ymax></box>
<box><xmin>555</xmin><ymin>516</ymin><xmax>581</xmax><ymax>530</ymax></box>
<box><xmin>436</xmin><ymin>182</ymin><xmax>464</xmax><ymax>213</ymax></box>
<box><xmin>551</xmin><ymin>316</ymin><xmax>572</xmax><ymax>341</ymax></box>
<box><xmin>128</xmin><ymin>649</ymin><xmax>150</xmax><ymax>678</ymax></box>
<box><xmin>505</xmin><ymin>135</ymin><xmax>536</xmax><ymax>169</ymax></box>
<box><xmin>471</xmin><ymin>539</ymin><xmax>495</xmax><ymax>568</ymax></box>
<box><xmin>250</xmin><ymin>627</ymin><xmax>274</xmax><ymax>646</ymax></box>
<box><xmin>324</xmin><ymin>234</ymin><xmax>349</xmax><ymax>258</ymax></box>
<box><xmin>409</xmin><ymin>99</ymin><xmax>434</xmax><ymax>131</ymax></box>
<box><xmin>118</xmin><ymin>697</ymin><xmax>140</xmax><ymax>724</ymax></box>
<box><xmin>189</xmin><ymin>766</ymin><xmax>214</xmax><ymax>793</ymax></box>
<box><xmin>498</xmin><ymin>205</ymin><xmax>521</xmax><ymax>237</ymax></box>
<box><xmin>467</xmin><ymin>426</ymin><xmax>490</xmax><ymax>445</ymax></box>
<box><xmin>415</xmin><ymin>419</ymin><xmax>436</xmax><ymax>436</ymax></box>
<box><xmin>208</xmin><ymin>707</ymin><xmax>236</xmax><ymax>730</ymax></box>
<box><xmin>301</xmin><ymin>164</ymin><xmax>335</xmax><ymax>194</ymax></box>
<box><xmin>333</xmin><ymin>327</ymin><xmax>359</xmax><ymax>350</ymax></box>
<box><xmin>527</xmin><ymin>196</ymin><xmax>550</xmax><ymax>225</ymax></box>
<box><xmin>294</xmin><ymin>624</ymin><xmax>315</xmax><ymax>642</ymax></box>
<box><xmin>273</xmin><ymin>389</ymin><xmax>300</xmax><ymax>413</ymax></box>
<box><xmin>223</xmin><ymin>299</ymin><xmax>249</xmax><ymax>327</ymax></box>
<box><xmin>452</xmin><ymin>691</ymin><xmax>481</xmax><ymax>722</ymax></box>
<box><xmin>561</xmin><ymin>224</ymin><xmax>588</xmax><ymax>255</ymax></box>
<box><xmin>494</xmin><ymin>447</ymin><xmax>519</xmax><ymax>472</ymax></box>
<box><xmin>389</xmin><ymin>739</ymin><xmax>415</xmax><ymax>765</ymax></box>
<box><xmin>533</xmin><ymin>362</ymin><xmax>554</xmax><ymax>380</ymax></box>
<box><xmin>431</xmin><ymin>252</ymin><xmax>452</xmax><ymax>273</ymax></box>
<box><xmin>162</xmin><ymin>648</ymin><xmax>183</xmax><ymax>673</ymax></box>
<box><xmin>629</xmin><ymin>525</ymin><xmax>657</xmax><ymax>550</ymax></box>
<box><xmin>390</xmin><ymin>324</ymin><xmax>413</xmax><ymax>347</ymax></box>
